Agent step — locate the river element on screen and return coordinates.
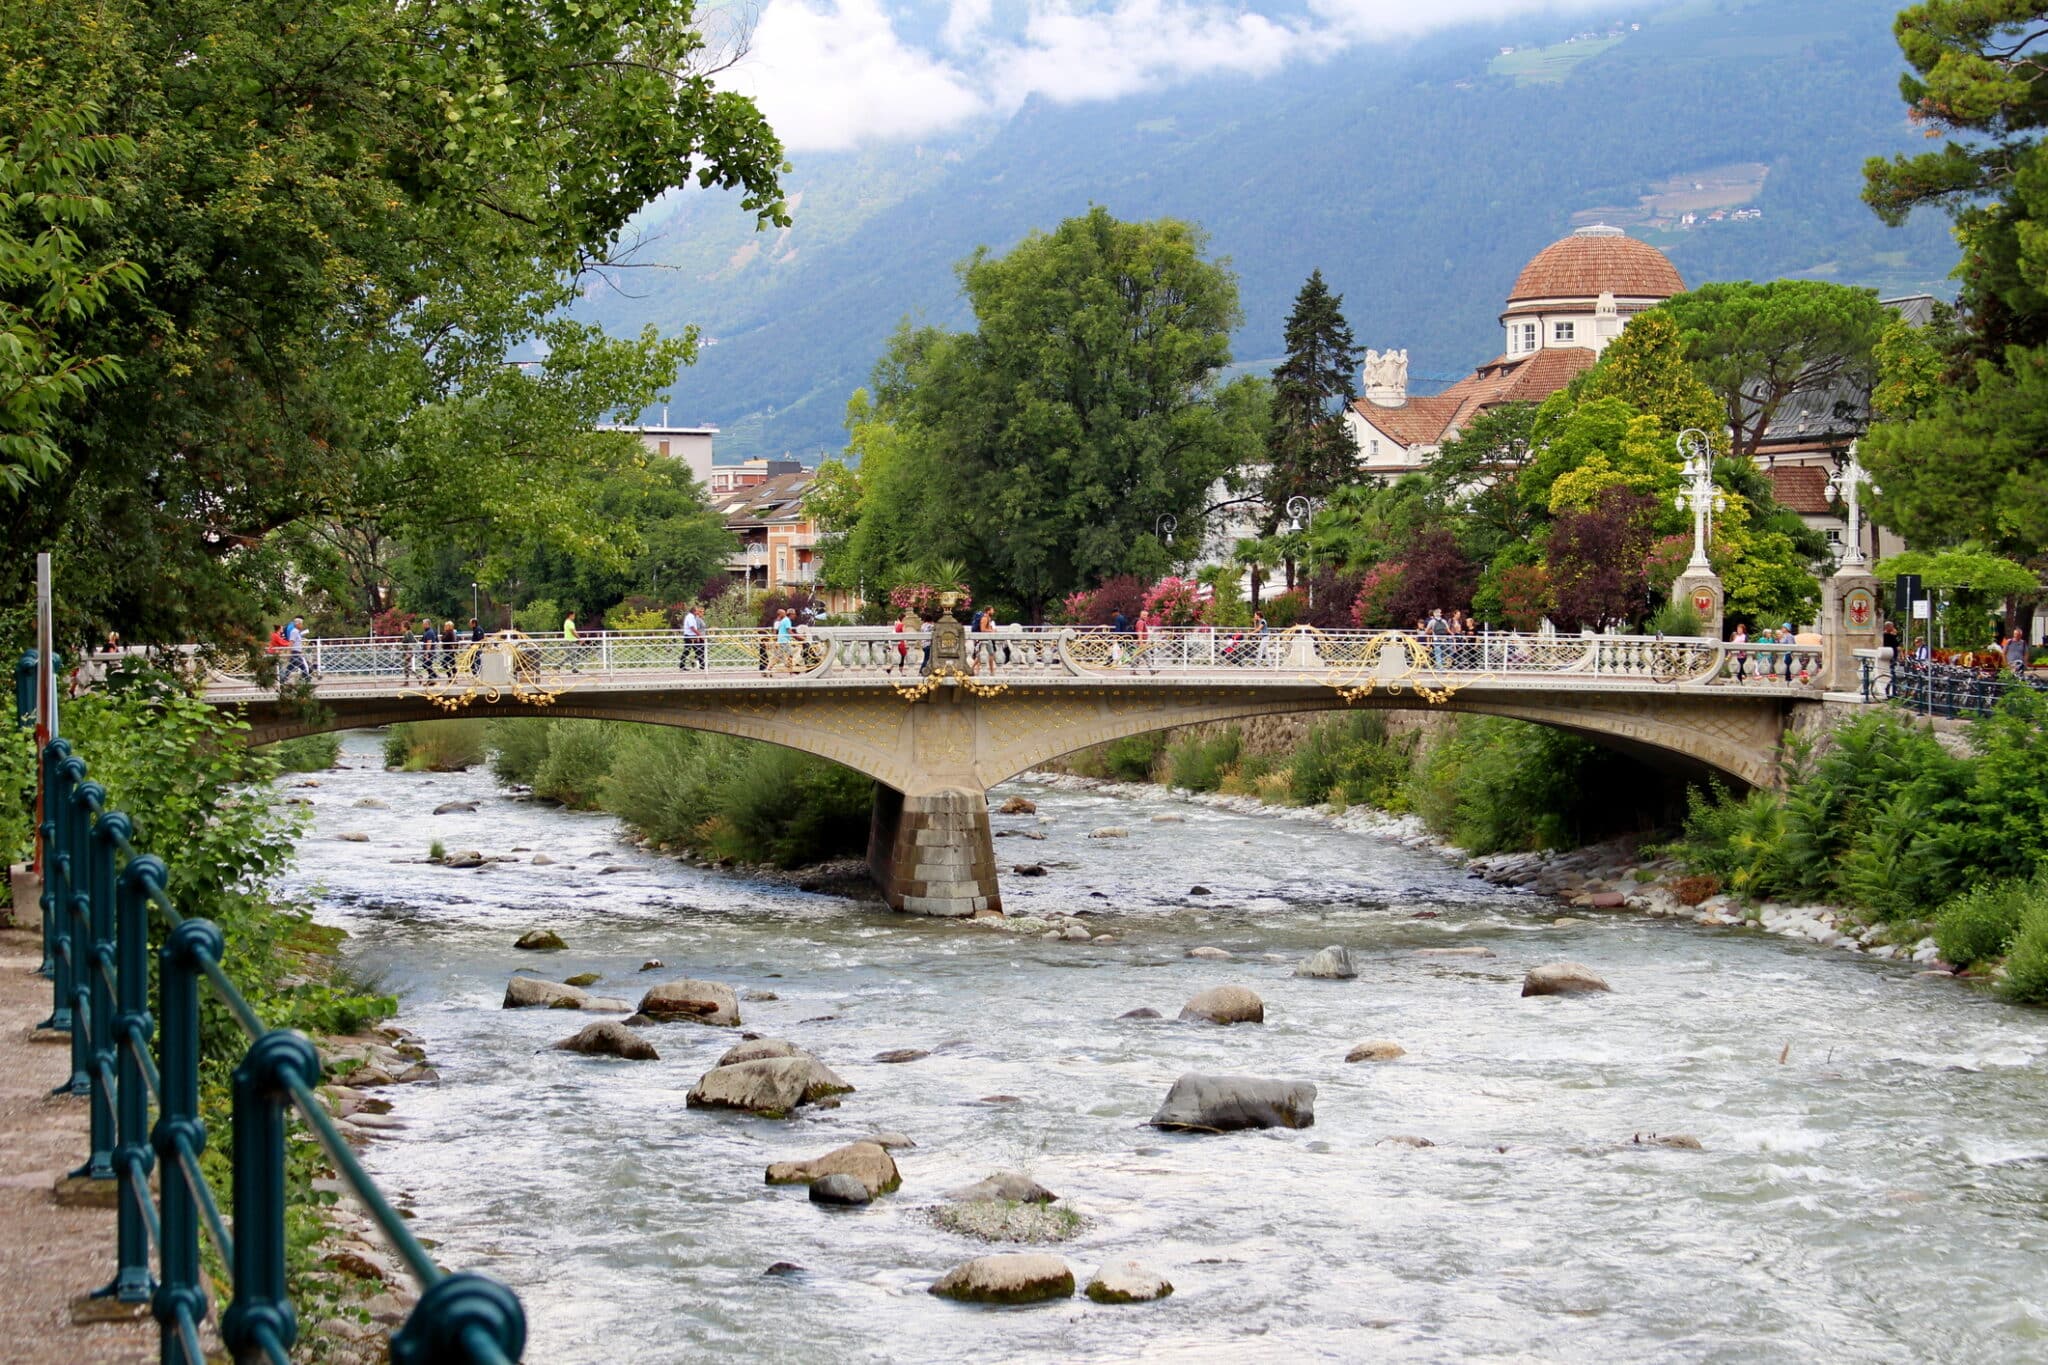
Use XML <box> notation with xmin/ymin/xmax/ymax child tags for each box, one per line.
<box><xmin>287</xmin><ymin>733</ymin><xmax>2048</xmax><ymax>1364</ymax></box>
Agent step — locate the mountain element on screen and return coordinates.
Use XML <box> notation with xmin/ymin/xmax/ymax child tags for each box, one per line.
<box><xmin>578</xmin><ymin>0</ymin><xmax>1957</xmax><ymax>463</ymax></box>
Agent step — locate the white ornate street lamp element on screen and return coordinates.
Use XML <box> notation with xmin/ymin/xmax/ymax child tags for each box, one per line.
<box><xmin>1674</xmin><ymin>428</ymin><xmax>1725</xmax><ymax>572</ymax></box>
<box><xmin>1824</xmin><ymin>441</ymin><xmax>1880</xmax><ymax>570</ymax></box>
<box><xmin>1284</xmin><ymin>496</ymin><xmax>1311</xmax><ymax>534</ymax></box>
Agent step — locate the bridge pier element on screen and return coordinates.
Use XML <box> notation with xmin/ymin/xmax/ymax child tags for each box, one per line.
<box><xmin>867</xmin><ymin>787</ymin><xmax>1002</xmax><ymax>918</ymax></box>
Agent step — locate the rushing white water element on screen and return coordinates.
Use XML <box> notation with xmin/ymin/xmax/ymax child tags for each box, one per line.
<box><xmin>289</xmin><ymin>733</ymin><xmax>2048</xmax><ymax>1364</ymax></box>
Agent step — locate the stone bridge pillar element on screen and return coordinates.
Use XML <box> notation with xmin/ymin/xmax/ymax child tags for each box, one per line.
<box><xmin>867</xmin><ymin>786</ymin><xmax>1001</xmax><ymax>918</ymax></box>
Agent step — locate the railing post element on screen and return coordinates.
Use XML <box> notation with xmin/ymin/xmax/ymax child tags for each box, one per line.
<box><xmin>57</xmin><ymin>761</ymin><xmax>93</xmax><ymax>1094</ymax></box>
<box><xmin>392</xmin><ymin>1272</ymin><xmax>529</xmax><ymax>1365</ymax></box>
<box><xmin>154</xmin><ymin>914</ymin><xmax>219</xmax><ymax>1357</ymax></box>
<box><xmin>220</xmin><ymin>1029</ymin><xmax>320</xmax><ymax>1363</ymax></box>
<box><xmin>36</xmin><ymin>737</ymin><xmax>70</xmax><ymax>983</ymax></box>
<box><xmin>601</xmin><ymin>633</ymin><xmax>613</xmax><ymax>675</ymax></box>
<box><xmin>42</xmin><ymin>753</ymin><xmax>85</xmax><ymax>1049</ymax></box>
<box><xmin>74</xmin><ymin>782</ymin><xmax>116</xmax><ymax>1175</ymax></box>
<box><xmin>108</xmin><ymin>831</ymin><xmax>155</xmax><ymax>1305</ymax></box>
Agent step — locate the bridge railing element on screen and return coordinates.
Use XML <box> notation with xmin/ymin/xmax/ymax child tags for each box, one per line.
<box><xmin>28</xmin><ymin>732</ymin><xmax>526</xmax><ymax>1362</ymax></box>
<box><xmin>197</xmin><ymin>626</ymin><xmax>1828</xmax><ymax>695</ymax></box>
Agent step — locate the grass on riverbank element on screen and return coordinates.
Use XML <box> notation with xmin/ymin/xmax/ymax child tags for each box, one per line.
<box><xmin>383</xmin><ymin>719</ymin><xmax>488</xmax><ymax>771</ymax></box>
<box><xmin>487</xmin><ymin>719</ymin><xmax>874</xmax><ymax>868</ymax></box>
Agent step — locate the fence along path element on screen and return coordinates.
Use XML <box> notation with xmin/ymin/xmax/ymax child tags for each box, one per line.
<box><xmin>23</xmin><ymin>699</ymin><xmax>527</xmax><ymax>1361</ymax></box>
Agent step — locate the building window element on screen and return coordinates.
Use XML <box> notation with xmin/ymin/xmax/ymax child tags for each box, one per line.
<box><xmin>1553</xmin><ymin>321</ymin><xmax>1576</xmax><ymax>342</ymax></box>
<box><xmin>776</xmin><ymin>547</ymin><xmax>789</xmax><ymax>579</ymax></box>
<box><xmin>1520</xmin><ymin>323</ymin><xmax>1537</xmax><ymax>352</ymax></box>
<box><xmin>658</xmin><ymin>440</ymin><xmax>671</xmax><ymax>457</ymax></box>
<box><xmin>1370</xmin><ymin>438</ymin><xmax>1380</xmax><ymax>457</ymax></box>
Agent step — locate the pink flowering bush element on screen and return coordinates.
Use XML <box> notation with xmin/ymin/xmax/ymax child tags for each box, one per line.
<box><xmin>1350</xmin><ymin>562</ymin><xmax>1407</xmax><ymax>628</ymax></box>
<box><xmin>889</xmin><ymin>581</ymin><xmax>972</xmax><ymax>618</ymax></box>
<box><xmin>1140</xmin><ymin>576</ymin><xmax>1206</xmax><ymax>628</ymax></box>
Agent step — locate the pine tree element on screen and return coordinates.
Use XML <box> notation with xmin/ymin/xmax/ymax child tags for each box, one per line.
<box><xmin>1263</xmin><ymin>270</ymin><xmax>1362</xmax><ymax>521</ymax></box>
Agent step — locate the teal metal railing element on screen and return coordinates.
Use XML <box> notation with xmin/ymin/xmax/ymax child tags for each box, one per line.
<box><xmin>26</xmin><ymin>718</ymin><xmax>527</xmax><ymax>1362</ymax></box>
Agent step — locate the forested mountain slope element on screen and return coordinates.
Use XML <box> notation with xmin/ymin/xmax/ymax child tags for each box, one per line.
<box><xmin>581</xmin><ymin>0</ymin><xmax>1955</xmax><ymax>461</ymax></box>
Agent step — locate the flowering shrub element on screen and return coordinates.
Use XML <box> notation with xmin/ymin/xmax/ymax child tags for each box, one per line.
<box><xmin>1350</xmin><ymin>562</ymin><xmax>1406</xmax><ymax>629</ymax></box>
<box><xmin>1061</xmin><ymin>574</ymin><xmax>1147</xmax><ymax>627</ymax></box>
<box><xmin>370</xmin><ymin>607</ymin><xmax>418</xmax><ymax>638</ymax></box>
<box><xmin>1140</xmin><ymin>576</ymin><xmax>1206</xmax><ymax>628</ymax></box>
<box><xmin>1495</xmin><ymin>563</ymin><xmax>1553</xmax><ymax>632</ymax></box>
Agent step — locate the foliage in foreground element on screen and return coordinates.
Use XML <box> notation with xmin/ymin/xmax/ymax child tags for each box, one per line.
<box><xmin>488</xmin><ymin>720</ymin><xmax>875</xmax><ymax>868</ymax></box>
<box><xmin>1674</xmin><ymin>691</ymin><xmax>2048</xmax><ymax>926</ymax></box>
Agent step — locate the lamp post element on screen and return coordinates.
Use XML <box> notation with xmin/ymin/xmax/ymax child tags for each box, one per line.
<box><xmin>747</xmin><ymin>541</ymin><xmax>766</xmax><ymax>596</ymax></box>
<box><xmin>1673</xmin><ymin>429</ymin><xmax>1724</xmax><ymax>572</ymax></box>
<box><xmin>1824</xmin><ymin>441</ymin><xmax>1879</xmax><ymax>571</ymax></box>
<box><xmin>470</xmin><ymin>581</ymin><xmax>480</xmax><ymax>623</ymax></box>
<box><xmin>1668</xmin><ymin>429</ymin><xmax>1725</xmax><ymax>639</ymax></box>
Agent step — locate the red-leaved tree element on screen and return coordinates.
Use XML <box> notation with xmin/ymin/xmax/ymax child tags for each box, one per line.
<box><xmin>1547</xmin><ymin>488</ymin><xmax>1657</xmax><ymax>630</ymax></box>
<box><xmin>1383</xmin><ymin>530</ymin><xmax>1477</xmax><ymax>627</ymax></box>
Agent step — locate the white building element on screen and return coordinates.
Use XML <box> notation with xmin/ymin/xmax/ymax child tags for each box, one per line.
<box><xmin>1345</xmin><ymin>225</ymin><xmax>1686</xmax><ymax>476</ymax></box>
<box><xmin>600</xmin><ymin>423</ymin><xmax>717</xmax><ymax>487</ymax></box>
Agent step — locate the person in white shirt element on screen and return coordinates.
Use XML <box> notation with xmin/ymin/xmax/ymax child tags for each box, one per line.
<box><xmin>680</xmin><ymin>604</ymin><xmax>706</xmax><ymax>670</ymax></box>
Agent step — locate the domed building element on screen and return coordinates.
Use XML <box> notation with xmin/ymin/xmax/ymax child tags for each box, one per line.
<box><xmin>1345</xmin><ymin>225</ymin><xmax>1685</xmax><ymax>476</ymax></box>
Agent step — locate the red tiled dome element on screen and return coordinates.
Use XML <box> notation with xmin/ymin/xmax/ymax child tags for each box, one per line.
<box><xmin>1507</xmin><ymin>226</ymin><xmax>1684</xmax><ymax>303</ymax></box>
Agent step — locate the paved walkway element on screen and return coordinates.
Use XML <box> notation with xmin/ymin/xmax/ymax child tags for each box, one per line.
<box><xmin>0</xmin><ymin>926</ymin><xmax>153</xmax><ymax>1364</ymax></box>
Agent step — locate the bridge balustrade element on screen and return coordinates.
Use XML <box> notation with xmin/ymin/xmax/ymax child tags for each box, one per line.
<box><xmin>22</xmin><ymin>719</ymin><xmax>526</xmax><ymax>1363</ymax></box>
<box><xmin>194</xmin><ymin>626</ymin><xmax>1831</xmax><ymax>698</ymax></box>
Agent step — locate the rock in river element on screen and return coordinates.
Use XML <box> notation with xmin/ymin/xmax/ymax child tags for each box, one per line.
<box><xmin>638</xmin><ymin>978</ymin><xmax>741</xmax><ymax>1026</ymax></box>
<box><xmin>432</xmin><ymin>800</ymin><xmax>478</xmax><ymax>814</ymax></box>
<box><xmin>1295</xmin><ymin>945</ymin><xmax>1356</xmax><ymax>980</ymax></box>
<box><xmin>1149</xmin><ymin>1073</ymin><xmax>1316</xmax><ymax>1132</ymax></box>
<box><xmin>717</xmin><ymin>1037</ymin><xmax>807</xmax><ymax>1066</ymax></box>
<box><xmin>551</xmin><ymin>1021</ymin><xmax>659</xmax><ymax>1060</ymax></box>
<box><xmin>1184</xmin><ymin>946</ymin><xmax>1231</xmax><ymax>961</ymax></box>
<box><xmin>1178</xmin><ymin>984</ymin><xmax>1264</xmax><ymax>1025</ymax></box>
<box><xmin>1522</xmin><ymin>962</ymin><xmax>1611</xmax><ymax>997</ymax></box>
<box><xmin>336</xmin><ymin>832</ymin><xmax>370</xmax><ymax>843</ymax></box>
<box><xmin>687</xmin><ymin>1057</ymin><xmax>852</xmax><ymax>1118</ymax></box>
<box><xmin>1087</xmin><ymin>827</ymin><xmax>1130</xmax><ymax>839</ymax></box>
<box><xmin>928</xmin><ymin>1254</ymin><xmax>1075</xmax><ymax>1305</ymax></box>
<box><xmin>766</xmin><ymin>1141</ymin><xmax>901</xmax><ymax>1196</ymax></box>
<box><xmin>1345</xmin><ymin>1040</ymin><xmax>1406</xmax><ymax>1063</ymax></box>
<box><xmin>443</xmin><ymin>850</ymin><xmax>485</xmax><ymax>869</ymax></box>
<box><xmin>502</xmin><ymin>977</ymin><xmax>589</xmax><ymax>1010</ymax></box>
<box><xmin>1119</xmin><ymin>1007</ymin><xmax>1162</xmax><ymax>1020</ymax></box>
<box><xmin>997</xmin><ymin>796</ymin><xmax>1037</xmax><ymax>815</ymax></box>
<box><xmin>563</xmin><ymin>972</ymin><xmax>600</xmax><ymax>987</ymax></box>
<box><xmin>947</xmin><ymin>1172</ymin><xmax>1056</xmax><ymax>1204</ymax></box>
<box><xmin>874</xmin><ymin>1048</ymin><xmax>929</xmax><ymax>1064</ymax></box>
<box><xmin>1085</xmin><ymin>1260</ymin><xmax>1174</xmax><ymax>1304</ymax></box>
<box><xmin>809</xmin><ymin>1173</ymin><xmax>872</xmax><ymax>1207</ymax></box>
<box><xmin>514</xmin><ymin>928</ymin><xmax>566</xmax><ymax>951</ymax></box>
<box><xmin>352</xmin><ymin>797</ymin><xmax>388</xmax><ymax>810</ymax></box>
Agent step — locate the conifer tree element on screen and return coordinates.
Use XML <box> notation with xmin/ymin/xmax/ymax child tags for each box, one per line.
<box><xmin>1263</xmin><ymin>270</ymin><xmax>1362</xmax><ymax>520</ymax></box>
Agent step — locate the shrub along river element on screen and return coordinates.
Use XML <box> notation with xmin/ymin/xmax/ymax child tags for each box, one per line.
<box><xmin>289</xmin><ymin>733</ymin><xmax>2048</xmax><ymax>1363</ymax></box>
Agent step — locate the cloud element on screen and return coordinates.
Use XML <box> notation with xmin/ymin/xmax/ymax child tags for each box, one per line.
<box><xmin>728</xmin><ymin>0</ymin><xmax>1623</xmax><ymax>151</ymax></box>
<box><xmin>729</xmin><ymin>0</ymin><xmax>987</xmax><ymax>151</ymax></box>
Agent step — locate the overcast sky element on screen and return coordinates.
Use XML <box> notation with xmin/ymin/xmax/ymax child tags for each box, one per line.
<box><xmin>718</xmin><ymin>0</ymin><xmax>1619</xmax><ymax>150</ymax></box>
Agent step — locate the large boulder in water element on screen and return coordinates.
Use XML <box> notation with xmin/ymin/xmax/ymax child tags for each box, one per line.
<box><xmin>638</xmin><ymin>978</ymin><xmax>741</xmax><ymax>1026</ymax></box>
<box><xmin>809</xmin><ymin>1173</ymin><xmax>872</xmax><ymax>1206</ymax></box>
<box><xmin>1295</xmin><ymin>945</ymin><xmax>1356</xmax><ymax>979</ymax></box>
<box><xmin>716</xmin><ymin>1037</ymin><xmax>806</xmax><ymax>1066</ymax></box>
<box><xmin>1149</xmin><ymin>1073</ymin><xmax>1316</xmax><ymax>1132</ymax></box>
<box><xmin>1521</xmin><ymin>962</ymin><xmax>1611</xmax><ymax>997</ymax></box>
<box><xmin>1177</xmin><ymin>984</ymin><xmax>1264</xmax><ymax>1024</ymax></box>
<box><xmin>765</xmin><ymin>1141</ymin><xmax>900</xmax><ymax>1196</ymax></box>
<box><xmin>550</xmin><ymin>1021</ymin><xmax>658</xmax><ymax>1060</ymax></box>
<box><xmin>928</xmin><ymin>1254</ymin><xmax>1074</xmax><ymax>1304</ymax></box>
<box><xmin>686</xmin><ymin>1057</ymin><xmax>852</xmax><ymax>1118</ymax></box>
<box><xmin>503</xmin><ymin>977</ymin><xmax>590</xmax><ymax>1010</ymax></box>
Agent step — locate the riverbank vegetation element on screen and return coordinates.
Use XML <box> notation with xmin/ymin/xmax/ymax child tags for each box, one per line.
<box><xmin>0</xmin><ymin>667</ymin><xmax>394</xmax><ymax>1330</ymax></box>
<box><xmin>1672</xmin><ymin>690</ymin><xmax>2048</xmax><ymax>998</ymax></box>
<box><xmin>383</xmin><ymin>720</ymin><xmax>490</xmax><ymax>773</ymax></box>
<box><xmin>486</xmin><ymin>720</ymin><xmax>874</xmax><ymax>868</ymax></box>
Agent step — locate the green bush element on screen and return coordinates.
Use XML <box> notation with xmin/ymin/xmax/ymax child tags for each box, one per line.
<box><xmin>382</xmin><ymin>720</ymin><xmax>487</xmax><ymax>771</ymax></box>
<box><xmin>1408</xmin><ymin>716</ymin><xmax>1642</xmax><ymax>855</ymax></box>
<box><xmin>1168</xmin><ymin>728</ymin><xmax>1242</xmax><ymax>792</ymax></box>
<box><xmin>265</xmin><ymin>733</ymin><xmax>341</xmax><ymax>772</ymax></box>
<box><xmin>1935</xmin><ymin>879</ymin><xmax>2032</xmax><ymax>968</ymax></box>
<box><xmin>2000</xmin><ymin>892</ymin><xmax>2048</xmax><ymax>1004</ymax></box>
<box><xmin>511</xmin><ymin>598</ymin><xmax>563</xmax><ymax>636</ymax></box>
<box><xmin>700</xmin><ymin>743</ymin><xmax>875</xmax><ymax>867</ymax></box>
<box><xmin>486</xmin><ymin>719</ymin><xmax>554</xmax><ymax>785</ymax></box>
<box><xmin>1087</xmin><ymin>732</ymin><xmax>1165</xmax><ymax>782</ymax></box>
<box><xmin>1288</xmin><ymin>712</ymin><xmax>1412</xmax><ymax>808</ymax></box>
<box><xmin>530</xmin><ymin>721</ymin><xmax>619</xmax><ymax>809</ymax></box>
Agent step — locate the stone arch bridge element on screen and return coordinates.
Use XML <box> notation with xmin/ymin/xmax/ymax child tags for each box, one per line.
<box><xmin>208</xmin><ymin>626</ymin><xmax>1846</xmax><ymax>916</ymax></box>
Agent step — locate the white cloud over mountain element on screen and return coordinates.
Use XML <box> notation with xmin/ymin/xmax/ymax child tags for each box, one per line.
<box><xmin>722</xmin><ymin>0</ymin><xmax>1616</xmax><ymax>150</ymax></box>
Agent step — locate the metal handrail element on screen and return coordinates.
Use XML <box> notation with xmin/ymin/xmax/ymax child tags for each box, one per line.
<box><xmin>28</xmin><ymin>733</ymin><xmax>525</xmax><ymax>1363</ymax></box>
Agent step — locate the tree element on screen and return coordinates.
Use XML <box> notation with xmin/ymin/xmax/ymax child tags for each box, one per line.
<box><xmin>1422</xmin><ymin>402</ymin><xmax>1539</xmax><ymax>566</ymax></box>
<box><xmin>1547</xmin><ymin>488</ymin><xmax>1658</xmax><ymax>630</ymax></box>
<box><xmin>1658</xmin><ymin>281</ymin><xmax>1891</xmax><ymax>458</ymax></box>
<box><xmin>1576</xmin><ymin>311</ymin><xmax>1725</xmax><ymax>438</ymax></box>
<box><xmin>1382</xmin><ymin>530</ymin><xmax>1477</xmax><ymax>626</ymax></box>
<box><xmin>0</xmin><ymin>106</ymin><xmax>140</xmax><ymax>493</ymax></box>
<box><xmin>0</xmin><ymin>0</ymin><xmax>787</xmax><ymax>644</ymax></box>
<box><xmin>1262</xmin><ymin>269</ymin><xmax>1361</xmax><ymax>515</ymax></box>
<box><xmin>861</xmin><ymin>208</ymin><xmax>1267</xmax><ymax>615</ymax></box>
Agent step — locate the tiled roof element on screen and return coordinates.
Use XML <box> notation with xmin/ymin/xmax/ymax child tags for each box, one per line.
<box><xmin>1769</xmin><ymin>465</ymin><xmax>1834</xmax><ymax>515</ymax></box>
<box><xmin>719</xmin><ymin>471</ymin><xmax>814</xmax><ymax>524</ymax></box>
<box><xmin>1352</xmin><ymin>347</ymin><xmax>1594</xmax><ymax>450</ymax></box>
<box><xmin>1507</xmin><ymin>228</ymin><xmax>1684</xmax><ymax>304</ymax></box>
